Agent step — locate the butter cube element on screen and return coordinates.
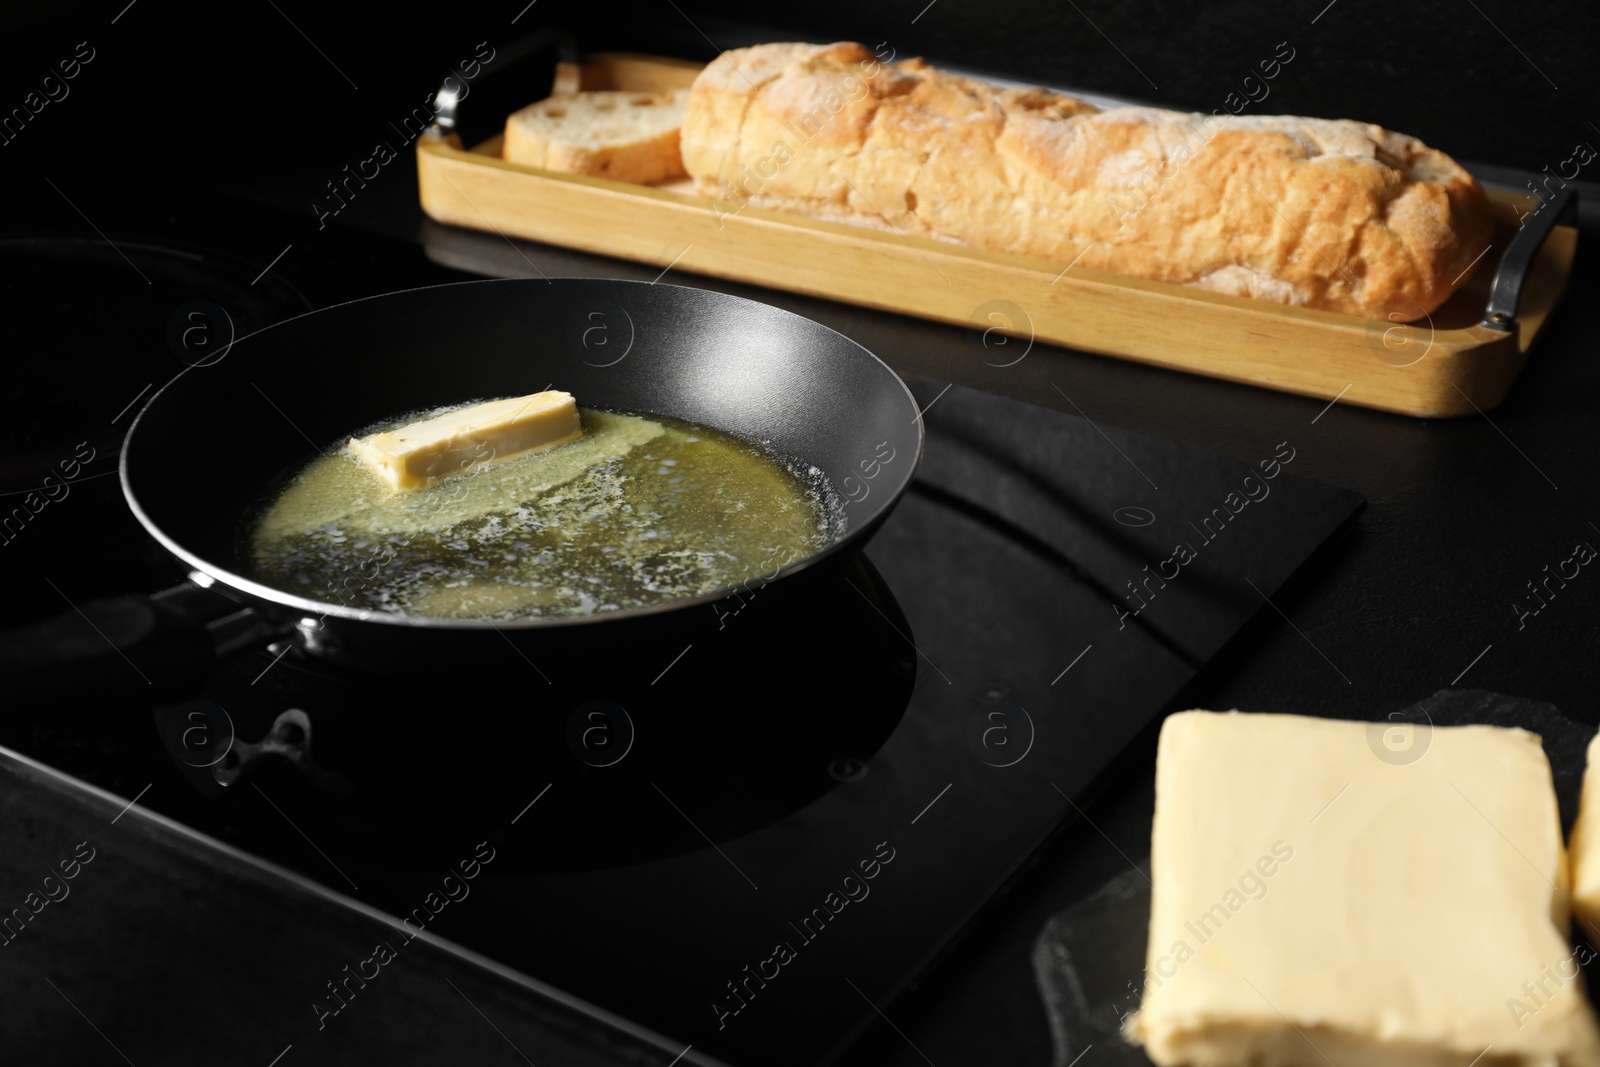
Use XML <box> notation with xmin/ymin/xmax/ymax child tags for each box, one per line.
<box><xmin>1127</xmin><ymin>710</ymin><xmax>1600</xmax><ymax>1067</ymax></box>
<box><xmin>348</xmin><ymin>391</ymin><xmax>582</xmax><ymax>492</ymax></box>
<box><xmin>1568</xmin><ymin>732</ymin><xmax>1600</xmax><ymax>940</ymax></box>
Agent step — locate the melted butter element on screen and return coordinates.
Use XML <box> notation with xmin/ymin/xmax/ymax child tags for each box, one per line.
<box><xmin>246</xmin><ymin>407</ymin><xmax>834</xmax><ymax>620</ymax></box>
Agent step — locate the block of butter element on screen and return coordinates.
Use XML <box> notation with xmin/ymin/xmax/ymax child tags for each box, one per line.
<box><xmin>1567</xmin><ymin>731</ymin><xmax>1600</xmax><ymax>941</ymax></box>
<box><xmin>1126</xmin><ymin>710</ymin><xmax>1600</xmax><ymax>1067</ymax></box>
<box><xmin>347</xmin><ymin>390</ymin><xmax>582</xmax><ymax>492</ymax></box>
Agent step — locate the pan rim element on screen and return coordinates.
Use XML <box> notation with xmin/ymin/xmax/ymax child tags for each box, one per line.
<box><xmin>121</xmin><ymin>276</ymin><xmax>926</xmax><ymax>631</ymax></box>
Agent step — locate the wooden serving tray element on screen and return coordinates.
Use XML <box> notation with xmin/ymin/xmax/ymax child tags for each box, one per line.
<box><xmin>417</xmin><ymin>51</ymin><xmax>1579</xmax><ymax>418</ymax></box>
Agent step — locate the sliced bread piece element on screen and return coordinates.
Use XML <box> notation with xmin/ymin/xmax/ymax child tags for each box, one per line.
<box><xmin>503</xmin><ymin>90</ymin><xmax>688</xmax><ymax>184</ymax></box>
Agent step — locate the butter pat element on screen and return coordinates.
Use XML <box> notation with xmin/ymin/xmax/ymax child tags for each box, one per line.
<box><xmin>347</xmin><ymin>391</ymin><xmax>582</xmax><ymax>492</ymax></box>
<box><xmin>1568</xmin><ymin>731</ymin><xmax>1600</xmax><ymax>940</ymax></box>
<box><xmin>1128</xmin><ymin>710</ymin><xmax>1600</xmax><ymax>1067</ymax></box>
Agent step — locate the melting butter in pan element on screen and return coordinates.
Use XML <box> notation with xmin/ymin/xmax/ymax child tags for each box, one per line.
<box><xmin>346</xmin><ymin>389</ymin><xmax>584</xmax><ymax>492</ymax></box>
<box><xmin>246</xmin><ymin>407</ymin><xmax>838</xmax><ymax>620</ymax></box>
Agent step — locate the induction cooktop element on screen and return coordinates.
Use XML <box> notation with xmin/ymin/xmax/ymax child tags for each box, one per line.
<box><xmin>0</xmin><ymin>191</ymin><xmax>1364</xmax><ymax>1066</ymax></box>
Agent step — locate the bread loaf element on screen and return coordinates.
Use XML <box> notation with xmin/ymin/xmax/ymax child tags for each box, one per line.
<box><xmin>681</xmin><ymin>42</ymin><xmax>1493</xmax><ymax>320</ymax></box>
<box><xmin>505</xmin><ymin>90</ymin><xmax>688</xmax><ymax>184</ymax></box>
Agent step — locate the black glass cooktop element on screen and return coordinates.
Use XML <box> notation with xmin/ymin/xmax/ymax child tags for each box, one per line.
<box><xmin>0</xmin><ymin>192</ymin><xmax>1363</xmax><ymax>1066</ymax></box>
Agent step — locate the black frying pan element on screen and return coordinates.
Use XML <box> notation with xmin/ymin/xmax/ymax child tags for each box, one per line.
<box><xmin>4</xmin><ymin>278</ymin><xmax>922</xmax><ymax>696</ymax></box>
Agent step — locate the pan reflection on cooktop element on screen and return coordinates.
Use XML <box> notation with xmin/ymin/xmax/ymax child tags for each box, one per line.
<box><xmin>154</xmin><ymin>555</ymin><xmax>913</xmax><ymax>876</ymax></box>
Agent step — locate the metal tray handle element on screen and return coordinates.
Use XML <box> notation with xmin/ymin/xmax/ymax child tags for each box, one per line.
<box><xmin>1482</xmin><ymin>185</ymin><xmax>1579</xmax><ymax>331</ymax></box>
<box><xmin>432</xmin><ymin>30</ymin><xmax>580</xmax><ymax>149</ymax></box>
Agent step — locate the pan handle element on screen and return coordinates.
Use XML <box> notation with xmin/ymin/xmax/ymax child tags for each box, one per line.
<box><xmin>0</xmin><ymin>576</ymin><xmax>281</xmax><ymax>701</ymax></box>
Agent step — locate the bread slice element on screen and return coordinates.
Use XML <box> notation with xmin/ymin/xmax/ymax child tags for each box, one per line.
<box><xmin>681</xmin><ymin>43</ymin><xmax>1493</xmax><ymax>321</ymax></box>
<box><xmin>504</xmin><ymin>90</ymin><xmax>688</xmax><ymax>184</ymax></box>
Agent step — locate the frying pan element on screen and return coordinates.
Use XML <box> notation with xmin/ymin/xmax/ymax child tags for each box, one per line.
<box><xmin>3</xmin><ymin>278</ymin><xmax>923</xmax><ymax>696</ymax></box>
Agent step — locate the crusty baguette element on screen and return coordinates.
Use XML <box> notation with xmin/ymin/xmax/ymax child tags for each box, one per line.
<box><xmin>504</xmin><ymin>90</ymin><xmax>688</xmax><ymax>184</ymax></box>
<box><xmin>681</xmin><ymin>42</ymin><xmax>1493</xmax><ymax>320</ymax></box>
